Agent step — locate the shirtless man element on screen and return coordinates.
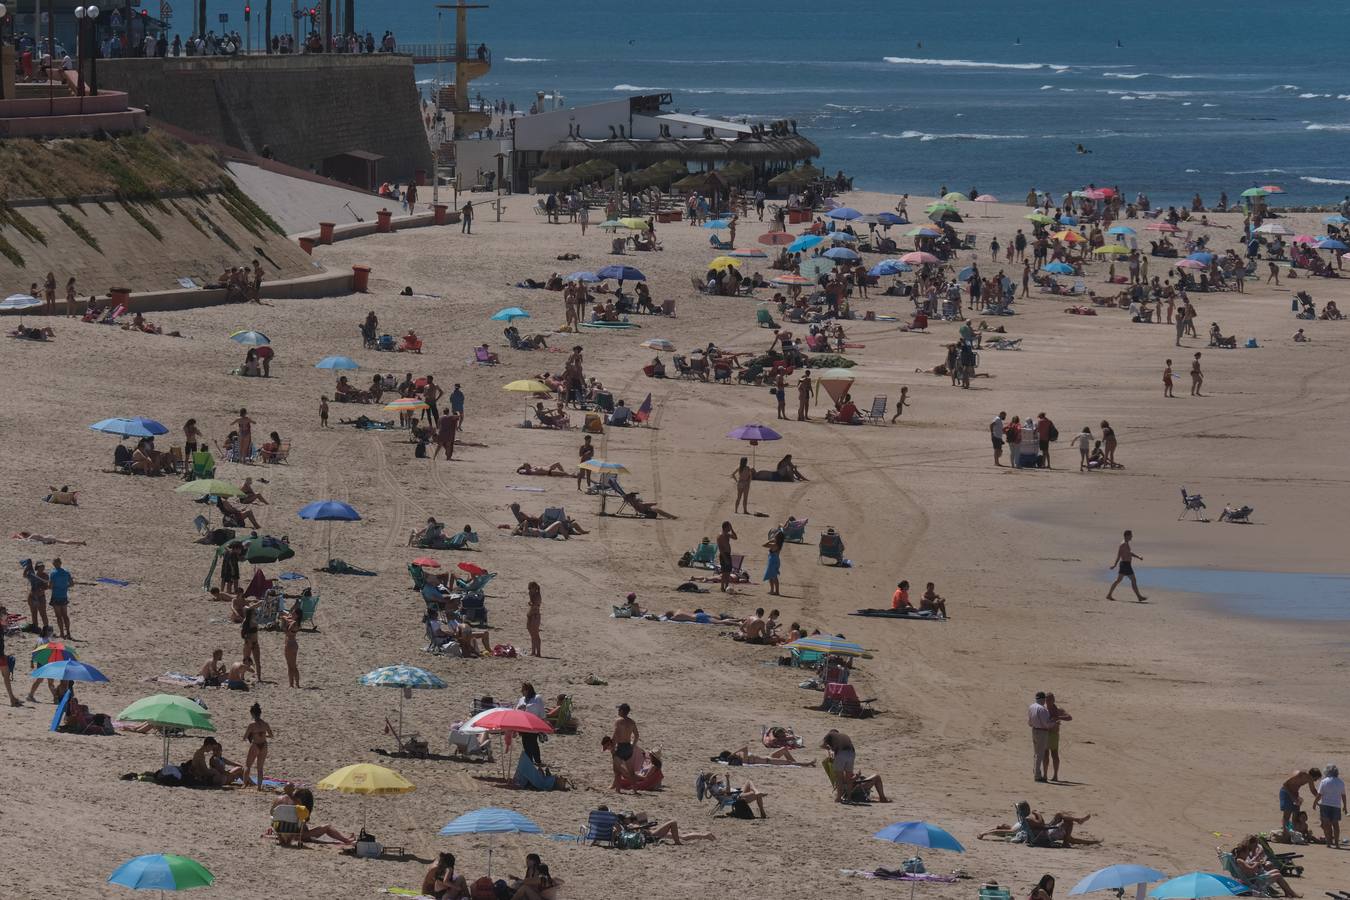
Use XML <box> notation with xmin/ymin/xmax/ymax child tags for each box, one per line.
<box><xmin>225</xmin><ymin>658</ymin><xmax>253</xmax><ymax>688</ymax></box>
<box><xmin>610</xmin><ymin>703</ymin><xmax>640</xmax><ymax>790</ymax></box>
<box><xmin>1280</xmin><ymin>768</ymin><xmax>1324</xmax><ymax>831</ymax></box>
<box><xmin>716</xmin><ymin>521</ymin><xmax>738</xmax><ymax>593</ymax></box>
<box><xmin>1106</xmin><ymin>529</ymin><xmax>1147</xmax><ymax>602</ymax></box>
<box><xmin>423</xmin><ymin>375</ymin><xmax>444</xmax><ymax>424</ymax></box>
<box><xmin>199</xmin><ymin>649</ymin><xmax>227</xmax><ymax>685</ymax></box>
<box><xmin>737</xmin><ymin>608</ymin><xmax>767</xmax><ymax>643</ymax></box>
<box><xmin>920</xmin><ymin>582</ymin><xmax>949</xmax><ymax>618</ymax></box>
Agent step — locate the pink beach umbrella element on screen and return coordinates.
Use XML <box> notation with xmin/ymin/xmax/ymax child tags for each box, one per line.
<box><xmin>1291</xmin><ymin>234</ymin><xmax>1318</xmax><ymax>245</ymax></box>
<box><xmin>1176</xmin><ymin>259</ymin><xmax>1206</xmax><ymax>270</ymax></box>
<box><xmin>974</xmin><ymin>194</ymin><xmax>998</xmax><ymax>203</ymax></box>
<box><xmin>899</xmin><ymin>251</ymin><xmax>940</xmax><ymax>266</ymax></box>
<box><xmin>1260</xmin><ymin>184</ymin><xmax>1285</xmax><ymax>194</ymax></box>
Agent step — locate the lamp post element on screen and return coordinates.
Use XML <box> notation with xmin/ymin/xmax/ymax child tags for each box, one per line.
<box><xmin>74</xmin><ymin>5</ymin><xmax>99</xmax><ymax>97</ymax></box>
<box><xmin>0</xmin><ymin>3</ymin><xmax>10</xmax><ymax>101</ymax></box>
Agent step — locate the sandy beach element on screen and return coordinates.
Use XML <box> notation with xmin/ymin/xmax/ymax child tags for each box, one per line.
<box><xmin>5</xmin><ymin>187</ymin><xmax>1350</xmax><ymax>900</ymax></box>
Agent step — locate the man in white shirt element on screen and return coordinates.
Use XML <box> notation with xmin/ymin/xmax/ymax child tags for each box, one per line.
<box><xmin>1318</xmin><ymin>765</ymin><xmax>1347</xmax><ymax>847</ymax></box>
<box><xmin>991</xmin><ymin>411</ymin><xmax>1007</xmax><ymax>467</ymax></box>
<box><xmin>1028</xmin><ymin>691</ymin><xmax>1052</xmax><ymax>782</ymax></box>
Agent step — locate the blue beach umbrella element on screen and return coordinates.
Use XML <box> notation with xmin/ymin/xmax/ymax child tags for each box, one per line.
<box><xmin>869</xmin><ymin>260</ymin><xmax>912</xmax><ymax>277</ymax></box>
<box><xmin>490</xmin><ymin>307</ymin><xmax>530</xmax><ymax>322</ymax></box>
<box><xmin>90</xmin><ymin>417</ymin><xmax>169</xmax><ymax>438</ymax></box>
<box><xmin>228</xmin><ymin>330</ymin><xmax>270</xmax><ymax>346</ymax></box>
<box><xmin>361</xmin><ymin>665</ymin><xmax>447</xmax><ymax>746</ymax></box>
<box><xmin>0</xmin><ymin>293</ymin><xmax>41</xmax><ymax>310</ymax></box>
<box><xmin>1107</xmin><ymin>226</ymin><xmax>1136</xmax><ymax>236</ymax></box>
<box><xmin>873</xmin><ymin>821</ymin><xmax>964</xmax><ymax>900</ymax></box>
<box><xmin>1070</xmin><ymin>865</ymin><xmax>1167</xmax><ymax>900</ymax></box>
<box><xmin>1060</xmin><ymin>215</ymin><xmax>1079</xmax><ymax>225</ymax></box>
<box><xmin>32</xmin><ymin>659</ymin><xmax>110</xmax><ymax>683</ymax></box>
<box><xmin>958</xmin><ymin>266</ymin><xmax>977</xmax><ymax>282</ymax></box>
<box><xmin>298</xmin><ymin>500</ymin><xmax>362</xmax><ymax>522</ymax></box>
<box><xmin>314</xmin><ymin>355</ymin><xmax>360</xmax><ymax>370</ymax></box>
<box><xmin>1188</xmin><ymin>252</ymin><xmax>1216</xmax><ymax>263</ymax></box>
<box><xmin>596</xmin><ymin>264</ymin><xmax>646</xmax><ymax>282</ymax></box>
<box><xmin>1324</xmin><ymin>215</ymin><xmax>1349</xmax><ymax>225</ymax></box>
<box><xmin>1148</xmin><ymin>874</ymin><xmax>1246</xmax><ymax>900</ymax></box>
<box><xmin>107</xmin><ymin>853</ymin><xmax>214</xmax><ymax>893</ymax></box>
<box><xmin>1316</xmin><ymin>238</ymin><xmax>1348</xmax><ymax>251</ymax></box>
<box><xmin>828</xmin><ymin>206</ymin><xmax>862</xmax><ymax>220</ymax></box>
<box><xmin>823</xmin><ymin>246</ymin><xmax>860</xmax><ymax>261</ymax></box>
<box><xmin>440</xmin><ymin>808</ymin><xmax>542</xmax><ymax>877</ymax></box>
<box><xmin>1042</xmin><ymin>262</ymin><xmax>1075</xmax><ymax>275</ymax></box>
<box><xmin>564</xmin><ymin>271</ymin><xmax>600</xmax><ymax>283</ymax></box>
<box><xmin>787</xmin><ymin>234</ymin><xmax>824</xmax><ymax>253</ymax></box>
<box><xmin>826</xmin><ymin>231</ymin><xmax>858</xmax><ymax>243</ymax></box>
<box><xmin>702</xmin><ymin>219</ymin><xmax>732</xmax><ymax>229</ymax></box>
<box><xmin>876</xmin><ymin>212</ymin><xmax>907</xmax><ymax>225</ymax></box>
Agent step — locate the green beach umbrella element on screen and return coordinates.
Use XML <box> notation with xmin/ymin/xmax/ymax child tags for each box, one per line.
<box><xmin>174</xmin><ymin>479</ymin><xmax>242</xmax><ymax>498</ymax></box>
<box><xmin>1025</xmin><ymin>213</ymin><xmax>1055</xmax><ymax>224</ymax></box>
<box><xmin>108</xmin><ymin>853</ymin><xmax>215</xmax><ymax>893</ymax></box>
<box><xmin>1240</xmin><ymin>187</ymin><xmax>1269</xmax><ymax>198</ymax></box>
<box><xmin>925</xmin><ymin>202</ymin><xmax>958</xmax><ymax>214</ymax></box>
<box><xmin>941</xmin><ymin>192</ymin><xmax>967</xmax><ymax>203</ymax></box>
<box><xmin>118</xmin><ymin>694</ymin><xmax>215</xmax><ymax>768</ymax></box>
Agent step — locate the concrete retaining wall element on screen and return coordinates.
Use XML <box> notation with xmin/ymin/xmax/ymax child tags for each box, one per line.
<box><xmin>97</xmin><ymin>54</ymin><xmax>433</xmax><ymax>183</ymax></box>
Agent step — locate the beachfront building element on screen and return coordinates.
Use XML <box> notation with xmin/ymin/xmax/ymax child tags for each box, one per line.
<box><xmin>490</xmin><ymin>93</ymin><xmax>820</xmax><ymax>195</ymax></box>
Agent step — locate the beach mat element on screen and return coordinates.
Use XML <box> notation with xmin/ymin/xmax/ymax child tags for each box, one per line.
<box><xmin>147</xmin><ymin>672</ymin><xmax>206</xmax><ymax>687</ymax></box>
<box><xmin>849</xmin><ymin>609</ymin><xmax>943</xmax><ymax>620</ymax></box>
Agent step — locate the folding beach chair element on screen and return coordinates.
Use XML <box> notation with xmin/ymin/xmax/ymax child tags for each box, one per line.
<box><xmin>581</xmin><ymin>809</ymin><xmax>621</xmax><ymax>847</ymax></box>
<box><xmin>1178</xmin><ymin>486</ymin><xmax>1207</xmax><ymax>521</ymax></box>
<box><xmin>864</xmin><ymin>396</ymin><xmax>887</xmax><ymax>424</ymax></box>
<box><xmin>756</xmin><ymin>308</ymin><xmax>779</xmax><ymax>329</ymax></box>
<box><xmin>818</xmin><ymin>529</ymin><xmax>846</xmax><ymax>565</ymax></box>
<box><xmin>278</xmin><ymin>592</ymin><xmax>320</xmax><ymax>630</ymax></box>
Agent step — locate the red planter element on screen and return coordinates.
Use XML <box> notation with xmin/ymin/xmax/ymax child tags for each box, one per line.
<box><xmin>318</xmin><ymin>222</ymin><xmax>336</xmax><ymax>244</ymax></box>
<box><xmin>433</xmin><ymin>204</ymin><xmax>448</xmax><ymax>226</ymax></box>
<box><xmin>376</xmin><ymin>209</ymin><xmax>393</xmax><ymax>233</ymax></box>
<box><xmin>351</xmin><ymin>265</ymin><xmax>372</xmax><ymax>292</ymax></box>
<box><xmin>298</xmin><ymin>236</ymin><xmax>316</xmax><ymax>255</ymax></box>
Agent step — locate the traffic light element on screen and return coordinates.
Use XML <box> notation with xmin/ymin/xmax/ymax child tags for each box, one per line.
<box><xmin>244</xmin><ymin>4</ymin><xmax>250</xmax><ymax>20</ymax></box>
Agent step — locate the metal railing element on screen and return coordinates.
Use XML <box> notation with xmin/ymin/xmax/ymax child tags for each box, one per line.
<box><xmin>396</xmin><ymin>43</ymin><xmax>490</xmax><ymax>64</ymax></box>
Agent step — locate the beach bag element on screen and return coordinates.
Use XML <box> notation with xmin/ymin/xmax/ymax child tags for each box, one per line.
<box><xmin>618</xmin><ymin>829</ymin><xmax>646</xmax><ymax>850</ymax></box>
<box><xmin>612</xmin><ymin>605</ymin><xmax>634</xmax><ymax>619</ymax></box>
<box><xmin>902</xmin><ymin>856</ymin><xmax>926</xmax><ymax>874</ymax></box>
<box><xmin>470</xmin><ymin>877</ymin><xmax>496</xmax><ymax>900</ymax></box>
<box><xmin>491</xmin><ymin>644</ymin><xmax>517</xmax><ymax>658</ymax></box>
<box><xmin>1047</xmin><ymin>423</ymin><xmax>1059</xmax><ymax>442</ymax></box>
<box><xmin>729</xmin><ymin>798</ymin><xmax>756</xmax><ymax>819</ymax></box>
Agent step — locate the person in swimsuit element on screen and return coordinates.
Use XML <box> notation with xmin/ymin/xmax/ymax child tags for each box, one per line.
<box><xmin>1280</xmin><ymin>768</ymin><xmax>1324</xmax><ymax>831</ymax></box>
<box><xmin>1163</xmin><ymin>359</ymin><xmax>1174</xmax><ymax>398</ymax></box>
<box><xmin>730</xmin><ymin>457</ymin><xmax>754</xmax><ymax>515</ymax></box>
<box><xmin>244</xmin><ymin>702</ymin><xmax>273</xmax><ymax>790</ymax></box>
<box><xmin>183</xmin><ymin>418</ymin><xmax>202</xmax><ymax>459</ymax></box>
<box><xmin>1190</xmin><ymin>351</ymin><xmax>1204</xmax><ymax>396</ymax></box>
<box><xmin>282</xmin><ymin>604</ymin><xmax>301</xmax><ymax>688</ymax></box>
<box><xmin>0</xmin><ymin>605</ymin><xmax>21</xmax><ymax>706</ymax></box>
<box><xmin>199</xmin><ymin>649</ymin><xmax>227</xmax><ymax>686</ymax></box>
<box><xmin>422</xmin><ymin>852</ymin><xmax>469</xmax><ymax>899</ymax></box>
<box><xmin>228</xmin><ymin>408</ymin><xmax>254</xmax><ymax>460</ymax></box>
<box><xmin>241</xmin><ymin>607</ymin><xmax>263</xmax><ymax>682</ymax></box>
<box><xmin>716</xmin><ymin>521</ymin><xmax>738</xmax><ymax>593</ymax></box>
<box><xmin>526</xmin><ymin>582</ymin><xmax>543</xmax><ymax>658</ymax></box>
<box><xmin>1106</xmin><ymin>529</ymin><xmax>1147</xmax><ymax>602</ymax></box>
<box><xmin>24</xmin><ymin>560</ymin><xmax>51</xmax><ymax>633</ymax></box>
<box><xmin>575</xmin><ymin>435</ymin><xmax>594</xmax><ymax>491</ymax></box>
<box><xmin>610</xmin><ymin>703</ymin><xmax>640</xmax><ymax>790</ymax></box>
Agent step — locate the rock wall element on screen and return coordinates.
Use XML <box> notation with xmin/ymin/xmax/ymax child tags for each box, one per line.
<box><xmin>98</xmin><ymin>54</ymin><xmax>432</xmax><ymax>183</ymax></box>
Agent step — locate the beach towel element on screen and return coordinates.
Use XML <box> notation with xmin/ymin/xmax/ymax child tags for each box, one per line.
<box><xmin>580</xmin><ymin>321</ymin><xmax>639</xmax><ymax>330</ymax></box>
<box><xmin>96</xmin><ymin>577</ymin><xmax>131</xmax><ymax>587</ymax></box>
<box><xmin>319</xmin><ymin>559</ymin><xmax>377</xmax><ymax>576</ymax></box>
<box><xmin>849</xmin><ymin>609</ymin><xmax>942</xmax><ymax>620</ymax></box>
<box><xmin>839</xmin><ymin>870</ymin><xmax>960</xmax><ymax>883</ymax></box>
<box><xmin>505</xmin><ymin>485</ymin><xmax>547</xmax><ymax>493</ymax></box>
<box><xmin>147</xmin><ymin>672</ymin><xmax>206</xmax><ymax>687</ymax></box>
<box><xmin>377</xmin><ymin>890</ymin><xmax>434</xmax><ymax>899</ymax></box>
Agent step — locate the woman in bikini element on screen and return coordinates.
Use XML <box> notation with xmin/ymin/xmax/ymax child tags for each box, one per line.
<box><xmin>241</xmin><ymin>607</ymin><xmax>263</xmax><ymax>682</ymax></box>
<box><xmin>282</xmin><ymin>604</ymin><xmax>302</xmax><ymax>688</ymax></box>
<box><xmin>730</xmin><ymin>457</ymin><xmax>754</xmax><ymax>514</ymax></box>
<box><xmin>183</xmin><ymin>418</ymin><xmax>202</xmax><ymax>460</ymax></box>
<box><xmin>244</xmin><ymin>702</ymin><xmax>273</xmax><ymax>790</ymax></box>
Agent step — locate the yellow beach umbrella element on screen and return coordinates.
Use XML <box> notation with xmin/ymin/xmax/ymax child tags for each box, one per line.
<box><xmin>502</xmin><ymin>380</ymin><xmax>553</xmax><ymax>393</ymax></box>
<box><xmin>318</xmin><ymin>763</ymin><xmax>415</xmax><ymax>834</ymax></box>
<box><xmin>1050</xmin><ymin>230</ymin><xmax>1085</xmax><ymax>243</ymax></box>
<box><xmin>1093</xmin><ymin>244</ymin><xmax>1132</xmax><ymax>255</ymax></box>
<box><xmin>618</xmin><ymin>217</ymin><xmax>648</xmax><ymax>230</ymax></box>
<box><xmin>708</xmin><ymin>256</ymin><xmax>742</xmax><ymax>270</ymax></box>
<box><xmin>383</xmin><ymin>398</ymin><xmax>428</xmax><ymax>412</ymax></box>
<box><xmin>318</xmin><ymin>763</ymin><xmax>415</xmax><ymax>795</ymax></box>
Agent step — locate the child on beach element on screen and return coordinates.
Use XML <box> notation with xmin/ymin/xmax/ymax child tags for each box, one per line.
<box><xmin>890</xmin><ymin>387</ymin><xmax>910</xmax><ymax>423</ymax></box>
<box><xmin>526</xmin><ymin>582</ymin><xmax>543</xmax><ymax>657</ymax></box>
<box><xmin>319</xmin><ymin>396</ymin><xmax>329</xmax><ymax>428</ymax></box>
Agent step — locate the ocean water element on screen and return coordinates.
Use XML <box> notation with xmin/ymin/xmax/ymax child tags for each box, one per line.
<box><xmin>1140</xmin><ymin>568</ymin><xmax>1350</xmax><ymax>622</ymax></box>
<box><xmin>205</xmin><ymin>1</ymin><xmax>1350</xmax><ymax>204</ymax></box>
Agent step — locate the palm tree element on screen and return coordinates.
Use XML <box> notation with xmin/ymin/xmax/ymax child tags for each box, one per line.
<box><xmin>265</xmin><ymin>0</ymin><xmax>272</xmax><ymax>51</ymax></box>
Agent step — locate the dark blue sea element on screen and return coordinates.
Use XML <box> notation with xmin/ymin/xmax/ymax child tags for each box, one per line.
<box><xmin>207</xmin><ymin>0</ymin><xmax>1350</xmax><ymax>205</ymax></box>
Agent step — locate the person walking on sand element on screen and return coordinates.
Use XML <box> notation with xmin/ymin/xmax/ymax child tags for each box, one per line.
<box><xmin>890</xmin><ymin>386</ymin><xmax>911</xmax><ymax>423</ymax></box>
<box><xmin>48</xmin><ymin>558</ymin><xmax>73</xmax><ymax>640</ymax></box>
<box><xmin>1174</xmin><ymin>304</ymin><xmax>1187</xmax><ymax>347</ymax></box>
<box><xmin>1044</xmin><ymin>692</ymin><xmax>1072</xmax><ymax>782</ymax></box>
<box><xmin>991</xmin><ymin>411</ymin><xmax>1007</xmax><ymax>467</ymax></box>
<box><xmin>731</xmin><ymin>457</ymin><xmax>754</xmax><ymax>515</ymax></box>
<box><xmin>1070</xmin><ymin>426</ymin><xmax>1092</xmax><ymax>472</ymax></box>
<box><xmin>1035</xmin><ymin>412</ymin><xmax>1056</xmax><ymax>469</ymax></box>
<box><xmin>1107</xmin><ymin>529</ymin><xmax>1147</xmax><ymax>602</ymax></box>
<box><xmin>461</xmin><ymin>201</ymin><xmax>474</xmax><ymax>233</ymax></box>
<box><xmin>1029</xmin><ymin>691</ymin><xmax>1052</xmax><ymax>782</ymax></box>
<box><xmin>43</xmin><ymin>272</ymin><xmax>56</xmax><ymax>315</ymax></box>
<box><xmin>717</xmin><ymin>521</ymin><xmax>738</xmax><ymax>593</ymax></box>
<box><xmin>796</xmin><ymin>369</ymin><xmax>813</xmax><ymax>421</ymax></box>
<box><xmin>610</xmin><ymin>703</ymin><xmax>640</xmax><ymax>790</ymax></box>
<box><xmin>1190</xmin><ymin>352</ymin><xmax>1204</xmax><ymax>396</ymax></box>
<box><xmin>449</xmin><ymin>383</ymin><xmax>465</xmax><ymax>427</ymax></box>
<box><xmin>576</xmin><ymin>434</ymin><xmax>594</xmax><ymax>491</ymax></box>
<box><xmin>244</xmin><ymin>703</ymin><xmax>273</xmax><ymax>790</ymax></box>
<box><xmin>774</xmin><ymin>371</ymin><xmax>788</xmax><ymax>420</ymax></box>
<box><xmin>526</xmin><ymin>581</ymin><xmax>543</xmax><ymax>658</ymax></box>
<box><xmin>579</xmin><ymin>202</ymin><xmax>590</xmax><ymax>236</ymax></box>
<box><xmin>65</xmin><ymin>277</ymin><xmax>77</xmax><ymax>317</ymax></box>
<box><xmin>1163</xmin><ymin>359</ymin><xmax>1174</xmax><ymax>398</ymax></box>
<box><xmin>433</xmin><ymin>410</ymin><xmax>458</xmax><ymax>461</ymax></box>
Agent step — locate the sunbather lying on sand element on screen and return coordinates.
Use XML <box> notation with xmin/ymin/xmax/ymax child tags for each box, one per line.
<box><xmin>622</xmin><ymin>492</ymin><xmax>678</xmax><ymax>519</ymax></box>
<box><xmin>662</xmin><ymin>609</ymin><xmax>740</xmax><ymax>624</ymax></box>
<box><xmin>751</xmin><ymin>454</ymin><xmax>808</xmax><ymax>482</ymax></box>
<box><xmin>704</xmin><ymin>773</ymin><xmax>769</xmax><ymax>818</ymax></box>
<box><xmin>620</xmin><ymin>812</ymin><xmax>714</xmax><ymax>845</ymax></box>
<box><xmin>517</xmin><ymin>462</ymin><xmax>572</xmax><ymax>477</ymax></box>
<box><xmin>1019</xmin><ymin>803</ymin><xmax>1101</xmax><ymax>846</ymax></box>
<box><xmin>715</xmin><ymin>747</ymin><xmax>816</xmax><ymax>767</ymax></box>
<box><xmin>11</xmin><ymin>531</ymin><xmax>86</xmax><ymax>545</ymax></box>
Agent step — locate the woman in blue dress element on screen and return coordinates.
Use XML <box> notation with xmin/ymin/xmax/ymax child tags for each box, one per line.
<box><xmin>762</xmin><ymin>532</ymin><xmax>785</xmax><ymax>596</ymax></box>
